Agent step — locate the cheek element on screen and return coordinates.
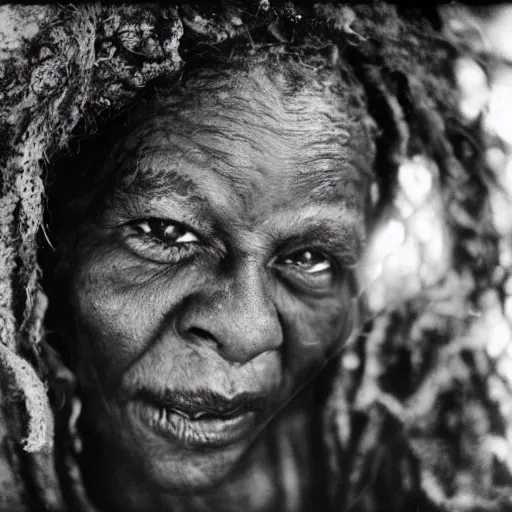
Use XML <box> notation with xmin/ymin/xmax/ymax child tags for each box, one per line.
<box><xmin>277</xmin><ymin>281</ymin><xmax>355</xmax><ymax>382</ymax></box>
<box><xmin>70</xmin><ymin>253</ymin><xmax>174</xmax><ymax>393</ymax></box>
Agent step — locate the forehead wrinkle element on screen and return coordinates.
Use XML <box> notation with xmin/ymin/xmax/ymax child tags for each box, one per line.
<box><xmin>118</xmin><ymin>111</ymin><xmax>285</xmax><ymax>189</ymax></box>
<box><xmin>122</xmin><ymin>131</ymin><xmax>258</xmax><ymax>218</ymax></box>
<box><xmin>106</xmin><ymin>61</ymin><xmax>375</xmax><ymax>216</ymax></box>
<box><xmin>188</xmin><ymin>126</ymin><xmax>287</xmax><ymax>184</ymax></box>
<box><xmin>126</xmin><ymin>66</ymin><xmax>370</xmax><ymax>166</ymax></box>
<box><xmin>179</xmin><ymin>112</ymin><xmax>361</xmax><ymax>202</ymax></box>
<box><xmin>177</xmin><ymin>68</ymin><xmax>367</xmax><ymax>159</ymax></box>
<box><xmin>110</xmin><ymin>120</ymin><xmax>242</xmax><ymax>210</ymax></box>
<box><xmin>192</xmin><ymin>100</ymin><xmax>354</xmax><ymax>157</ymax></box>
<box><xmin>151</xmin><ymin>121</ymin><xmax>290</xmax><ymax>213</ymax></box>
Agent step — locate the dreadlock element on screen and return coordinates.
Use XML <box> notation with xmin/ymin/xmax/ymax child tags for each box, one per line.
<box><xmin>1</xmin><ymin>2</ymin><xmax>511</xmax><ymax>511</ymax></box>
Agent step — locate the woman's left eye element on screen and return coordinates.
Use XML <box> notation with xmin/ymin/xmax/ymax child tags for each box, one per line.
<box><xmin>282</xmin><ymin>250</ymin><xmax>331</xmax><ymax>274</ymax></box>
<box><xmin>133</xmin><ymin>219</ymin><xmax>199</xmax><ymax>244</ymax></box>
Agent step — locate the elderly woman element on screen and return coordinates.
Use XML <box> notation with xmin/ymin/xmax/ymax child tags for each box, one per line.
<box><xmin>48</xmin><ymin>48</ymin><xmax>369</xmax><ymax>512</ymax></box>
<box><xmin>0</xmin><ymin>2</ymin><xmax>511</xmax><ymax>512</ymax></box>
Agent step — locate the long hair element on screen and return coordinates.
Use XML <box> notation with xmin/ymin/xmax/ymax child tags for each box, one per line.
<box><xmin>1</xmin><ymin>2</ymin><xmax>511</xmax><ymax>511</ymax></box>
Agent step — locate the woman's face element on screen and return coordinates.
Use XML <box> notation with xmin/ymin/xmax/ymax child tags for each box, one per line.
<box><xmin>65</xmin><ymin>64</ymin><xmax>371</xmax><ymax>493</ymax></box>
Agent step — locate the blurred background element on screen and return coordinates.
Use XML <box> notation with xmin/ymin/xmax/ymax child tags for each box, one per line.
<box><xmin>359</xmin><ymin>2</ymin><xmax>512</xmax><ymax>480</ymax></box>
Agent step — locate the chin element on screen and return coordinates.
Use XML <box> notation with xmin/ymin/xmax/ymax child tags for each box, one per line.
<box><xmin>154</xmin><ymin>441</ymin><xmax>253</xmax><ymax>494</ymax></box>
<box><xmin>102</xmin><ymin>399</ymin><xmax>264</xmax><ymax>494</ymax></box>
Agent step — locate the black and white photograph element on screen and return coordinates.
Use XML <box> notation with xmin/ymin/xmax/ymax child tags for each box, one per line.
<box><xmin>1</xmin><ymin>1</ymin><xmax>512</xmax><ymax>510</ymax></box>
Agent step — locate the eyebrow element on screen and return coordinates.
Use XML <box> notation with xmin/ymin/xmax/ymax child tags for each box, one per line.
<box><xmin>291</xmin><ymin>169</ymin><xmax>369</xmax><ymax>208</ymax></box>
<box><xmin>117</xmin><ymin>154</ymin><xmax>206</xmax><ymax>200</ymax></box>
<box><xmin>127</xmin><ymin>170</ymin><xmax>204</xmax><ymax>202</ymax></box>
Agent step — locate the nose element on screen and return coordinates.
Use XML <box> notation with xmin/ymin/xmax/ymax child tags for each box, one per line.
<box><xmin>177</xmin><ymin>267</ymin><xmax>283</xmax><ymax>364</ymax></box>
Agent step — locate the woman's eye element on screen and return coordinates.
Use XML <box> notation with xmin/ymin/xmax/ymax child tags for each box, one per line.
<box><xmin>282</xmin><ymin>250</ymin><xmax>331</xmax><ymax>274</ymax></box>
<box><xmin>122</xmin><ymin>218</ymin><xmax>201</xmax><ymax>264</ymax></box>
<box><xmin>134</xmin><ymin>219</ymin><xmax>199</xmax><ymax>245</ymax></box>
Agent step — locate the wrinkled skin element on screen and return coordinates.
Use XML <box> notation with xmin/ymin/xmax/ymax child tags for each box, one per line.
<box><xmin>63</xmin><ymin>61</ymin><xmax>373</xmax><ymax>511</ymax></box>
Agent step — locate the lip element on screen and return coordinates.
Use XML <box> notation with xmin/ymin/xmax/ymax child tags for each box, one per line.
<box><xmin>130</xmin><ymin>389</ymin><xmax>267</xmax><ymax>449</ymax></box>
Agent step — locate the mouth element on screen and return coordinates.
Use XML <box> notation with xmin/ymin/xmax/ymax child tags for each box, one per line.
<box><xmin>130</xmin><ymin>388</ymin><xmax>267</xmax><ymax>449</ymax></box>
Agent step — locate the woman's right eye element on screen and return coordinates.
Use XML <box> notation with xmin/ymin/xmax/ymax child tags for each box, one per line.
<box><xmin>133</xmin><ymin>219</ymin><xmax>200</xmax><ymax>245</ymax></box>
<box><xmin>122</xmin><ymin>218</ymin><xmax>201</xmax><ymax>264</ymax></box>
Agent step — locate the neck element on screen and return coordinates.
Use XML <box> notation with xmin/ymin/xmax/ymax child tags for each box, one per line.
<box><xmin>77</xmin><ymin>386</ymin><xmax>324</xmax><ymax>512</ymax></box>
